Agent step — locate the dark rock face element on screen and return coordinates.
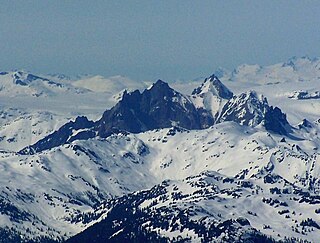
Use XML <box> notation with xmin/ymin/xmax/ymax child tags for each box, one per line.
<box><xmin>192</xmin><ymin>74</ymin><xmax>233</xmax><ymax>99</ymax></box>
<box><xmin>264</xmin><ymin>106</ymin><xmax>291</xmax><ymax>135</ymax></box>
<box><xmin>13</xmin><ymin>72</ymin><xmax>48</xmax><ymax>86</ymax></box>
<box><xmin>197</xmin><ymin>107</ymin><xmax>215</xmax><ymax>129</ymax></box>
<box><xmin>11</xmin><ymin>71</ymin><xmax>62</xmax><ymax>87</ymax></box>
<box><xmin>18</xmin><ymin>116</ymin><xmax>95</xmax><ymax>155</ymax></box>
<box><xmin>298</xmin><ymin>119</ymin><xmax>314</xmax><ymax>129</ymax></box>
<box><xmin>96</xmin><ymin>80</ymin><xmax>210</xmax><ymax>137</ymax></box>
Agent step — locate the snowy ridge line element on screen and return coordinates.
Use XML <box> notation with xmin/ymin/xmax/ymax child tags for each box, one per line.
<box><xmin>18</xmin><ymin>77</ymin><xmax>292</xmax><ymax>155</ymax></box>
<box><xmin>0</xmin><ymin>56</ymin><xmax>319</xmax><ymax>242</ymax></box>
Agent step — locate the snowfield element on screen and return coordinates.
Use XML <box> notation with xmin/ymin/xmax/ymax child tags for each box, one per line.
<box><xmin>0</xmin><ymin>57</ymin><xmax>320</xmax><ymax>242</ymax></box>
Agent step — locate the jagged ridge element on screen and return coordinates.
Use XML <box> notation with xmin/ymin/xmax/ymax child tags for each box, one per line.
<box><xmin>19</xmin><ymin>78</ymin><xmax>292</xmax><ymax>154</ymax></box>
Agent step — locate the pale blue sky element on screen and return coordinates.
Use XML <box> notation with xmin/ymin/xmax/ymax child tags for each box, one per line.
<box><xmin>1</xmin><ymin>1</ymin><xmax>320</xmax><ymax>81</ymax></box>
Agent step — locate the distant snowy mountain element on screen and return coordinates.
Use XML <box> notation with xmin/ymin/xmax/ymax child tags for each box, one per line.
<box><xmin>0</xmin><ymin>57</ymin><xmax>320</xmax><ymax>242</ymax></box>
<box><xmin>71</xmin><ymin>75</ymin><xmax>148</xmax><ymax>93</ymax></box>
<box><xmin>287</xmin><ymin>90</ymin><xmax>320</xmax><ymax>100</ymax></box>
<box><xmin>223</xmin><ymin>56</ymin><xmax>320</xmax><ymax>84</ymax></box>
<box><xmin>0</xmin><ymin>71</ymin><xmax>85</xmax><ymax>97</ymax></box>
<box><xmin>216</xmin><ymin>57</ymin><xmax>320</xmax><ymax>125</ymax></box>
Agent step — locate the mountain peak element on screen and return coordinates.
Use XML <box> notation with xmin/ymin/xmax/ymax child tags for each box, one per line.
<box><xmin>216</xmin><ymin>90</ymin><xmax>291</xmax><ymax>134</ymax></box>
<box><xmin>217</xmin><ymin>90</ymin><xmax>269</xmax><ymax>127</ymax></box>
<box><xmin>148</xmin><ymin>79</ymin><xmax>171</xmax><ymax>91</ymax></box>
<box><xmin>241</xmin><ymin>90</ymin><xmax>265</xmax><ymax>101</ymax></box>
<box><xmin>154</xmin><ymin>79</ymin><xmax>167</xmax><ymax>85</ymax></box>
<box><xmin>207</xmin><ymin>73</ymin><xmax>220</xmax><ymax>81</ymax></box>
<box><xmin>95</xmin><ymin>79</ymin><xmax>211</xmax><ymax>137</ymax></box>
<box><xmin>192</xmin><ymin>74</ymin><xmax>233</xmax><ymax>99</ymax></box>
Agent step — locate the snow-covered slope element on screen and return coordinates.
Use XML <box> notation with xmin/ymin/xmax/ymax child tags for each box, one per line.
<box><xmin>1</xmin><ymin>107</ymin><xmax>320</xmax><ymax>242</ymax></box>
<box><xmin>1</xmin><ymin>120</ymin><xmax>320</xmax><ymax>242</ymax></box>
<box><xmin>0</xmin><ymin>134</ymin><xmax>157</xmax><ymax>240</ymax></box>
<box><xmin>68</xmin><ymin>170</ymin><xmax>320</xmax><ymax>243</ymax></box>
<box><xmin>0</xmin><ymin>71</ymin><xmax>145</xmax><ymax>152</ymax></box>
<box><xmin>0</xmin><ymin>57</ymin><xmax>320</xmax><ymax>242</ymax></box>
<box><xmin>0</xmin><ymin>111</ymin><xmax>69</xmax><ymax>152</ymax></box>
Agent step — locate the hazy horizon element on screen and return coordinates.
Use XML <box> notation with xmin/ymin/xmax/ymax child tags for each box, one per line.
<box><xmin>1</xmin><ymin>1</ymin><xmax>320</xmax><ymax>81</ymax></box>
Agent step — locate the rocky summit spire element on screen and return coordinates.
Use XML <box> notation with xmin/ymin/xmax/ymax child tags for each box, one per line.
<box><xmin>96</xmin><ymin>79</ymin><xmax>210</xmax><ymax>137</ymax></box>
<box><xmin>192</xmin><ymin>74</ymin><xmax>233</xmax><ymax>99</ymax></box>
